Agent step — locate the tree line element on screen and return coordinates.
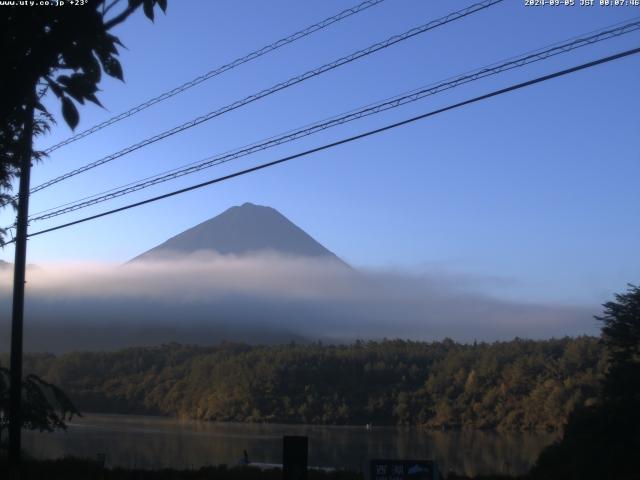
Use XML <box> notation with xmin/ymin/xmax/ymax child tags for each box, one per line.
<box><xmin>1</xmin><ymin>336</ymin><xmax>604</xmax><ymax>432</ymax></box>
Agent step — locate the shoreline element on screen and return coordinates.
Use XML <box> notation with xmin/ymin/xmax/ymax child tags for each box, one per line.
<box><xmin>69</xmin><ymin>411</ymin><xmax>564</xmax><ymax>434</ymax></box>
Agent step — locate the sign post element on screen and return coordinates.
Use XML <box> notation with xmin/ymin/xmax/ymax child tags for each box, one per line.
<box><xmin>283</xmin><ymin>435</ymin><xmax>308</xmax><ymax>480</ymax></box>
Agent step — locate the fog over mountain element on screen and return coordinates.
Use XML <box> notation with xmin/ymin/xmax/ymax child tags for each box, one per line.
<box><xmin>130</xmin><ymin>202</ymin><xmax>346</xmax><ymax>264</ymax></box>
<box><xmin>0</xmin><ymin>204</ymin><xmax>599</xmax><ymax>353</ymax></box>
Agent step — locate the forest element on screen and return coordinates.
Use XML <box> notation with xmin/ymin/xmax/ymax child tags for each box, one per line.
<box><xmin>1</xmin><ymin>337</ymin><xmax>605</xmax><ymax>432</ymax></box>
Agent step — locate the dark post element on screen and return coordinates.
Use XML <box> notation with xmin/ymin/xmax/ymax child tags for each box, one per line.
<box><xmin>8</xmin><ymin>97</ymin><xmax>35</xmax><ymax>471</ymax></box>
<box><xmin>283</xmin><ymin>435</ymin><xmax>308</xmax><ymax>480</ymax></box>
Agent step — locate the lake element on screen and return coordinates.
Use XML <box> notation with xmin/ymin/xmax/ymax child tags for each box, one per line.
<box><xmin>22</xmin><ymin>413</ymin><xmax>559</xmax><ymax>477</ymax></box>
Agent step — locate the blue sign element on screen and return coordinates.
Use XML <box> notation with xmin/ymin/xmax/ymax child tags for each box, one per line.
<box><xmin>370</xmin><ymin>459</ymin><xmax>439</xmax><ymax>480</ymax></box>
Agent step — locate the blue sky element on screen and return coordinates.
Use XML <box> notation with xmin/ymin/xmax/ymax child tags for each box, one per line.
<box><xmin>2</xmin><ymin>0</ymin><xmax>639</xmax><ymax>305</ymax></box>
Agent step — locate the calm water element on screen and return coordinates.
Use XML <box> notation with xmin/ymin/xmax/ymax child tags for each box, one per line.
<box><xmin>22</xmin><ymin>414</ymin><xmax>559</xmax><ymax>477</ymax></box>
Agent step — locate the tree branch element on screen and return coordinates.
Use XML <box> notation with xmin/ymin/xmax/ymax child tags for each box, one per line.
<box><xmin>104</xmin><ymin>1</ymin><xmax>141</xmax><ymax>31</ymax></box>
<box><xmin>103</xmin><ymin>0</ymin><xmax>121</xmax><ymax>17</ymax></box>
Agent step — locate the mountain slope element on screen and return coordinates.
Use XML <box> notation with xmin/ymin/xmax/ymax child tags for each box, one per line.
<box><xmin>130</xmin><ymin>202</ymin><xmax>345</xmax><ymax>264</ymax></box>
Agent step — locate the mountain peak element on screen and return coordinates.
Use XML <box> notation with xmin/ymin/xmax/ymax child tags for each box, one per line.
<box><xmin>130</xmin><ymin>203</ymin><xmax>346</xmax><ymax>265</ymax></box>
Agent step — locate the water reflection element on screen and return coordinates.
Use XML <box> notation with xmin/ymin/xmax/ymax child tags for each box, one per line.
<box><xmin>22</xmin><ymin>414</ymin><xmax>558</xmax><ymax>476</ymax></box>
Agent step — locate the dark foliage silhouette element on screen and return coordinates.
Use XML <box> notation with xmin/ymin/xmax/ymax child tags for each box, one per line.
<box><xmin>0</xmin><ymin>366</ymin><xmax>80</xmax><ymax>447</ymax></box>
<box><xmin>532</xmin><ymin>284</ymin><xmax>640</xmax><ymax>480</ymax></box>
<box><xmin>0</xmin><ymin>0</ymin><xmax>167</xmax><ymax>241</ymax></box>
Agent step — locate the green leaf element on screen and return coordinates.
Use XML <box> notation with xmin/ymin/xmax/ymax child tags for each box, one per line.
<box><xmin>61</xmin><ymin>97</ymin><xmax>79</xmax><ymax>130</ymax></box>
<box><xmin>95</xmin><ymin>34</ymin><xmax>118</xmax><ymax>57</ymax></box>
<box><xmin>61</xmin><ymin>48</ymin><xmax>82</xmax><ymax>70</ymax></box>
<box><xmin>84</xmin><ymin>53</ymin><xmax>102</xmax><ymax>83</ymax></box>
<box><xmin>63</xmin><ymin>88</ymin><xmax>85</xmax><ymax>105</ymax></box>
<box><xmin>86</xmin><ymin>93</ymin><xmax>104</xmax><ymax>108</ymax></box>
<box><xmin>47</xmin><ymin>79</ymin><xmax>63</xmax><ymax>98</ymax></box>
<box><xmin>143</xmin><ymin>0</ymin><xmax>154</xmax><ymax>21</ymax></box>
<box><xmin>106</xmin><ymin>33</ymin><xmax>125</xmax><ymax>49</ymax></box>
<box><xmin>102</xmin><ymin>56</ymin><xmax>124</xmax><ymax>81</ymax></box>
<box><xmin>34</xmin><ymin>102</ymin><xmax>48</xmax><ymax>113</ymax></box>
<box><xmin>58</xmin><ymin>74</ymin><xmax>98</xmax><ymax>105</ymax></box>
<box><xmin>56</xmin><ymin>75</ymin><xmax>72</xmax><ymax>88</ymax></box>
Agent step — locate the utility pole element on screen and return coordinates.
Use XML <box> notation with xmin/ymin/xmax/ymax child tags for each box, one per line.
<box><xmin>8</xmin><ymin>95</ymin><xmax>35</xmax><ymax>472</ymax></box>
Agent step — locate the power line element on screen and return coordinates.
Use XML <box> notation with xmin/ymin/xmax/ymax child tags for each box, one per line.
<box><xmin>29</xmin><ymin>0</ymin><xmax>504</xmax><ymax>195</ymax></box>
<box><xmin>9</xmin><ymin>45</ymin><xmax>637</xmax><ymax>245</ymax></box>
<box><xmin>26</xmin><ymin>19</ymin><xmax>640</xmax><ymax>223</ymax></box>
<box><xmin>29</xmin><ymin>16</ymin><xmax>640</xmax><ymax>219</ymax></box>
<box><xmin>42</xmin><ymin>0</ymin><xmax>388</xmax><ymax>154</ymax></box>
